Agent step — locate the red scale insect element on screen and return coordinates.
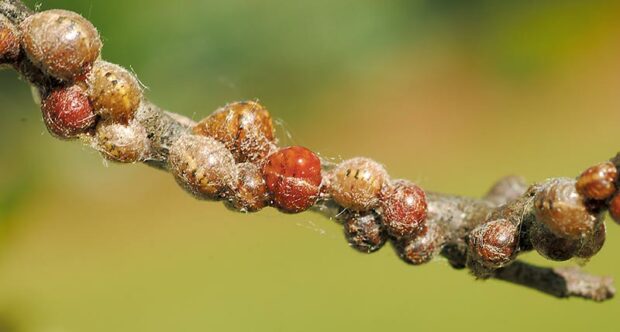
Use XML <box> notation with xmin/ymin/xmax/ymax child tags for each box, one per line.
<box><xmin>381</xmin><ymin>180</ymin><xmax>428</xmax><ymax>238</ymax></box>
<box><xmin>263</xmin><ymin>146</ymin><xmax>322</xmax><ymax>213</ymax></box>
<box><xmin>41</xmin><ymin>85</ymin><xmax>96</xmax><ymax>139</ymax></box>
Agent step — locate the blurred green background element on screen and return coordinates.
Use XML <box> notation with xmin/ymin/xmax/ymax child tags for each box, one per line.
<box><xmin>1</xmin><ymin>0</ymin><xmax>620</xmax><ymax>331</ymax></box>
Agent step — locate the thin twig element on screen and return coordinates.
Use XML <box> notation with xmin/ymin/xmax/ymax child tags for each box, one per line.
<box><xmin>1</xmin><ymin>0</ymin><xmax>615</xmax><ymax>301</ymax></box>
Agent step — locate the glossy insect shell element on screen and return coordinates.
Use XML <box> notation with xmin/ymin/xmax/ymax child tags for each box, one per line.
<box><xmin>21</xmin><ymin>9</ymin><xmax>101</xmax><ymax>81</ymax></box>
<box><xmin>530</xmin><ymin>222</ymin><xmax>582</xmax><ymax>261</ymax></box>
<box><xmin>87</xmin><ymin>61</ymin><xmax>143</xmax><ymax>124</ymax></box>
<box><xmin>328</xmin><ymin>157</ymin><xmax>389</xmax><ymax>211</ymax></box>
<box><xmin>576</xmin><ymin>162</ymin><xmax>617</xmax><ymax>201</ymax></box>
<box><xmin>576</xmin><ymin>221</ymin><xmax>606</xmax><ymax>259</ymax></box>
<box><xmin>610</xmin><ymin>194</ymin><xmax>620</xmax><ymax>225</ymax></box>
<box><xmin>468</xmin><ymin>219</ymin><xmax>518</xmax><ymax>268</ymax></box>
<box><xmin>226</xmin><ymin>162</ymin><xmax>269</xmax><ymax>213</ymax></box>
<box><xmin>262</xmin><ymin>146</ymin><xmax>322</xmax><ymax>213</ymax></box>
<box><xmin>534</xmin><ymin>178</ymin><xmax>599</xmax><ymax>239</ymax></box>
<box><xmin>41</xmin><ymin>85</ymin><xmax>96</xmax><ymax>139</ymax></box>
<box><xmin>381</xmin><ymin>180</ymin><xmax>428</xmax><ymax>238</ymax></box>
<box><xmin>193</xmin><ymin>101</ymin><xmax>275</xmax><ymax>163</ymax></box>
<box><xmin>169</xmin><ymin>134</ymin><xmax>237</xmax><ymax>200</ymax></box>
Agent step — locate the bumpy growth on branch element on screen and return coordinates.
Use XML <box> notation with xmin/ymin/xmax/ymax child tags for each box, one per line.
<box><xmin>0</xmin><ymin>0</ymin><xmax>617</xmax><ymax>302</ymax></box>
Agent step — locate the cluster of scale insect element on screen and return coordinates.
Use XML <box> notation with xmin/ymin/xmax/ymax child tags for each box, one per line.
<box><xmin>5</xmin><ymin>7</ymin><xmax>619</xmax><ymax>273</ymax></box>
<box><xmin>0</xmin><ymin>8</ymin><xmax>453</xmax><ymax>265</ymax></box>
<box><xmin>1</xmin><ymin>9</ymin><xmax>150</xmax><ymax>163</ymax></box>
<box><xmin>465</xmin><ymin>163</ymin><xmax>619</xmax><ymax>276</ymax></box>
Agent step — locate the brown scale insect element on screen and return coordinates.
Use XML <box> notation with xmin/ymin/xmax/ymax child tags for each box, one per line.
<box><xmin>87</xmin><ymin>61</ymin><xmax>143</xmax><ymax>124</ymax></box>
<box><xmin>530</xmin><ymin>222</ymin><xmax>582</xmax><ymax>261</ymax></box>
<box><xmin>342</xmin><ymin>211</ymin><xmax>387</xmax><ymax>253</ymax></box>
<box><xmin>41</xmin><ymin>84</ymin><xmax>96</xmax><ymax>139</ymax></box>
<box><xmin>576</xmin><ymin>162</ymin><xmax>617</xmax><ymax>201</ymax></box>
<box><xmin>225</xmin><ymin>162</ymin><xmax>269</xmax><ymax>213</ymax></box>
<box><xmin>576</xmin><ymin>221</ymin><xmax>606</xmax><ymax>259</ymax></box>
<box><xmin>95</xmin><ymin>119</ymin><xmax>149</xmax><ymax>163</ymax></box>
<box><xmin>20</xmin><ymin>9</ymin><xmax>101</xmax><ymax>81</ymax></box>
<box><xmin>396</xmin><ymin>223</ymin><xmax>445</xmax><ymax>265</ymax></box>
<box><xmin>468</xmin><ymin>218</ymin><xmax>518</xmax><ymax>269</ymax></box>
<box><xmin>328</xmin><ymin>157</ymin><xmax>389</xmax><ymax>212</ymax></box>
<box><xmin>169</xmin><ymin>134</ymin><xmax>237</xmax><ymax>200</ymax></box>
<box><xmin>193</xmin><ymin>101</ymin><xmax>275</xmax><ymax>164</ymax></box>
<box><xmin>610</xmin><ymin>194</ymin><xmax>620</xmax><ymax>225</ymax></box>
<box><xmin>381</xmin><ymin>180</ymin><xmax>427</xmax><ymax>238</ymax></box>
<box><xmin>0</xmin><ymin>15</ymin><xmax>20</xmax><ymax>63</ymax></box>
<box><xmin>534</xmin><ymin>178</ymin><xmax>599</xmax><ymax>240</ymax></box>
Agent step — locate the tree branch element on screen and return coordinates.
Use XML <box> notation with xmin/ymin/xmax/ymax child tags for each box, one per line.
<box><xmin>1</xmin><ymin>0</ymin><xmax>616</xmax><ymax>302</ymax></box>
<box><xmin>495</xmin><ymin>261</ymin><xmax>615</xmax><ymax>302</ymax></box>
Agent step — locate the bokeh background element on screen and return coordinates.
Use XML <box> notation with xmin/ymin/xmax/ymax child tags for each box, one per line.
<box><xmin>1</xmin><ymin>0</ymin><xmax>620</xmax><ymax>331</ymax></box>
